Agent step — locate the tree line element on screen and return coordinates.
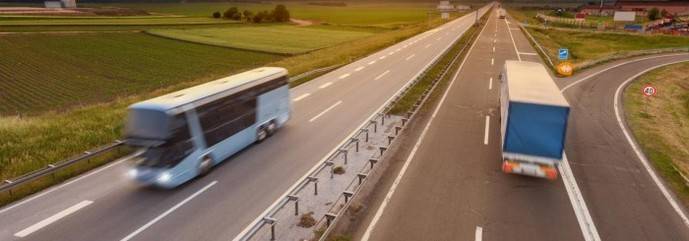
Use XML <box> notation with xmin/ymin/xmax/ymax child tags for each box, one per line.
<box><xmin>213</xmin><ymin>4</ymin><xmax>290</xmax><ymax>23</ymax></box>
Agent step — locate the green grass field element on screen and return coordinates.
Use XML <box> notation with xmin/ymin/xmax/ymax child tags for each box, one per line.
<box><xmin>147</xmin><ymin>25</ymin><xmax>373</xmax><ymax>54</ymax></box>
<box><xmin>89</xmin><ymin>2</ymin><xmax>434</xmax><ymax>28</ymax></box>
<box><xmin>0</xmin><ymin>16</ymin><xmax>235</xmax><ymax>26</ymax></box>
<box><xmin>0</xmin><ymin>32</ymin><xmax>280</xmax><ymax>115</ymax></box>
<box><xmin>624</xmin><ymin>62</ymin><xmax>689</xmax><ymax>207</ymax></box>
<box><xmin>526</xmin><ymin>27</ymin><xmax>689</xmax><ymax>68</ymax></box>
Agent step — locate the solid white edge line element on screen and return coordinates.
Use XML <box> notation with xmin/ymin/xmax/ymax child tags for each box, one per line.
<box><xmin>612</xmin><ymin>60</ymin><xmax>689</xmax><ymax>227</ymax></box>
<box><xmin>489</xmin><ymin>77</ymin><xmax>493</xmax><ymax>90</ymax></box>
<box><xmin>293</xmin><ymin>93</ymin><xmax>310</xmax><ymax>102</ymax></box>
<box><xmin>504</xmin><ymin>18</ymin><xmax>521</xmax><ymax>61</ymax></box>
<box><xmin>0</xmin><ymin>153</ymin><xmax>136</xmax><ymax>214</ymax></box>
<box><xmin>374</xmin><ymin>70</ymin><xmax>390</xmax><ymax>81</ymax></box>
<box><xmin>360</xmin><ymin>8</ymin><xmax>490</xmax><ymax>240</ymax></box>
<box><xmin>232</xmin><ymin>9</ymin><xmax>485</xmax><ymax>241</ymax></box>
<box><xmin>14</xmin><ymin>200</ymin><xmax>93</xmax><ymax>238</ymax></box>
<box><xmin>319</xmin><ymin>82</ymin><xmax>332</xmax><ymax>89</ymax></box>
<box><xmin>475</xmin><ymin>226</ymin><xmax>483</xmax><ymax>241</ymax></box>
<box><xmin>308</xmin><ymin>101</ymin><xmax>342</xmax><ymax>123</ymax></box>
<box><xmin>560</xmin><ymin>53</ymin><xmax>689</xmax><ymax>92</ymax></box>
<box><xmin>559</xmin><ymin>154</ymin><xmax>601</xmax><ymax>241</ymax></box>
<box><xmin>339</xmin><ymin>73</ymin><xmax>350</xmax><ymax>79</ymax></box>
<box><xmin>483</xmin><ymin>116</ymin><xmax>490</xmax><ymax>145</ymax></box>
<box><xmin>119</xmin><ymin>181</ymin><xmax>217</xmax><ymax>241</ymax></box>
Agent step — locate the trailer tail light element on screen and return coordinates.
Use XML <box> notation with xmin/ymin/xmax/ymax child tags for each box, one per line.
<box><xmin>502</xmin><ymin>160</ymin><xmax>518</xmax><ymax>173</ymax></box>
<box><xmin>541</xmin><ymin>165</ymin><xmax>558</xmax><ymax>180</ymax></box>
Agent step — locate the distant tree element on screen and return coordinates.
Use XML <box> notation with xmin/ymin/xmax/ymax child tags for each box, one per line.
<box><xmin>212</xmin><ymin>11</ymin><xmax>221</xmax><ymax>18</ymax></box>
<box><xmin>243</xmin><ymin>10</ymin><xmax>253</xmax><ymax>22</ymax></box>
<box><xmin>253</xmin><ymin>11</ymin><xmax>265</xmax><ymax>23</ymax></box>
<box><xmin>660</xmin><ymin>9</ymin><xmax>669</xmax><ymax>18</ymax></box>
<box><xmin>272</xmin><ymin>4</ymin><xmax>290</xmax><ymax>22</ymax></box>
<box><xmin>647</xmin><ymin>7</ymin><xmax>660</xmax><ymax>20</ymax></box>
<box><xmin>224</xmin><ymin>7</ymin><xmax>239</xmax><ymax>20</ymax></box>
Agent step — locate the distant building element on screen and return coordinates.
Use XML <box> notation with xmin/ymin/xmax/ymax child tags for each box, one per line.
<box><xmin>44</xmin><ymin>0</ymin><xmax>76</xmax><ymax>8</ymax></box>
<box><xmin>581</xmin><ymin>1</ymin><xmax>689</xmax><ymax>17</ymax></box>
<box><xmin>44</xmin><ymin>1</ymin><xmax>61</xmax><ymax>8</ymax></box>
<box><xmin>437</xmin><ymin>1</ymin><xmax>454</xmax><ymax>11</ymax></box>
<box><xmin>615</xmin><ymin>0</ymin><xmax>689</xmax><ymax>16</ymax></box>
<box><xmin>61</xmin><ymin>0</ymin><xmax>76</xmax><ymax>8</ymax></box>
<box><xmin>580</xmin><ymin>4</ymin><xmax>618</xmax><ymax>16</ymax></box>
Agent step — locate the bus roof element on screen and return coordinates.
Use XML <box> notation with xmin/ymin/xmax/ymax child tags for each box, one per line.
<box><xmin>130</xmin><ymin>67</ymin><xmax>287</xmax><ymax>112</ymax></box>
<box><xmin>504</xmin><ymin>61</ymin><xmax>569</xmax><ymax>107</ymax></box>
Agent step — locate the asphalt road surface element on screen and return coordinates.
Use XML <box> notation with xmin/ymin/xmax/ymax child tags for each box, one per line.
<box><xmin>354</xmin><ymin>9</ymin><xmax>689</xmax><ymax>241</ymax></box>
<box><xmin>0</xmin><ymin>5</ymin><xmax>491</xmax><ymax>241</ymax></box>
<box><xmin>356</xmin><ymin>9</ymin><xmax>584</xmax><ymax>241</ymax></box>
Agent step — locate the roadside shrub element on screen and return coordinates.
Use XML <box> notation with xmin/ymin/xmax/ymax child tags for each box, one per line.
<box><xmin>333</xmin><ymin>166</ymin><xmax>345</xmax><ymax>175</ymax></box>
<box><xmin>223</xmin><ymin>7</ymin><xmax>241</xmax><ymax>20</ymax></box>
<box><xmin>242</xmin><ymin>10</ymin><xmax>253</xmax><ymax>22</ymax></box>
<box><xmin>298</xmin><ymin>212</ymin><xmax>316</xmax><ymax>228</ymax></box>
<box><xmin>648</xmin><ymin>8</ymin><xmax>660</xmax><ymax>21</ymax></box>
<box><xmin>273</xmin><ymin>4</ymin><xmax>291</xmax><ymax>22</ymax></box>
<box><xmin>212</xmin><ymin>11</ymin><xmax>221</xmax><ymax>19</ymax></box>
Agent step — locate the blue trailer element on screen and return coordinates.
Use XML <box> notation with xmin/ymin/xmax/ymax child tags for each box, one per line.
<box><xmin>499</xmin><ymin>61</ymin><xmax>570</xmax><ymax>179</ymax></box>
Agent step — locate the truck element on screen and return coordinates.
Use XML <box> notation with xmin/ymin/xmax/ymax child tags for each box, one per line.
<box><xmin>499</xmin><ymin>61</ymin><xmax>570</xmax><ymax>180</ymax></box>
<box><xmin>498</xmin><ymin>8</ymin><xmax>506</xmax><ymax>19</ymax></box>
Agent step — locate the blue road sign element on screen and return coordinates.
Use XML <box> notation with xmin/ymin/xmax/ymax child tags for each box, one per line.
<box><xmin>558</xmin><ymin>48</ymin><xmax>569</xmax><ymax>60</ymax></box>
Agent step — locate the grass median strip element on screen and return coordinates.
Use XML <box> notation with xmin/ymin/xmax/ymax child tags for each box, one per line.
<box><xmin>624</xmin><ymin>62</ymin><xmax>689</xmax><ymax>207</ymax></box>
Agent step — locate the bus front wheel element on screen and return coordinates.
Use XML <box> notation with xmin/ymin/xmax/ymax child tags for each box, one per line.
<box><xmin>199</xmin><ymin>157</ymin><xmax>213</xmax><ymax>176</ymax></box>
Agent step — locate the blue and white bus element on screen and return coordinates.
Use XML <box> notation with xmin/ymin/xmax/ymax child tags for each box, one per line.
<box><xmin>125</xmin><ymin>67</ymin><xmax>290</xmax><ymax>188</ymax></box>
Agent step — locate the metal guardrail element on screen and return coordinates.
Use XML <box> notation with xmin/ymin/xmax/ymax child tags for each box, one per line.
<box><xmin>0</xmin><ymin>140</ymin><xmax>126</xmax><ymax>195</ymax></box>
<box><xmin>235</xmin><ymin>5</ymin><xmax>491</xmax><ymax>241</ymax></box>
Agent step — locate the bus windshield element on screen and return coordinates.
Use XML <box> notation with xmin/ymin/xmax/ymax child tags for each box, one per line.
<box><xmin>126</xmin><ymin>109</ymin><xmax>195</xmax><ymax>168</ymax></box>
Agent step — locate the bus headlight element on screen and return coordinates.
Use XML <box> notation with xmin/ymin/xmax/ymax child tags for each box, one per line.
<box><xmin>127</xmin><ymin>169</ymin><xmax>138</xmax><ymax>178</ymax></box>
<box><xmin>157</xmin><ymin>172</ymin><xmax>172</xmax><ymax>183</ymax></box>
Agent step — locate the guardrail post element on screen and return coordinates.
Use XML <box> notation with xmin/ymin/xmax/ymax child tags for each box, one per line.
<box><xmin>326</xmin><ymin>161</ymin><xmax>335</xmax><ymax>179</ymax></box>
<box><xmin>351</xmin><ymin>138</ymin><xmax>359</xmax><ymax>152</ymax></box>
<box><xmin>325</xmin><ymin>213</ymin><xmax>337</xmax><ymax>227</ymax></box>
<box><xmin>387</xmin><ymin>136</ymin><xmax>394</xmax><ymax>145</ymax></box>
<box><xmin>308</xmin><ymin>176</ymin><xmax>318</xmax><ymax>195</ymax></box>
<box><xmin>406</xmin><ymin>111</ymin><xmax>413</xmax><ymax>119</ymax></box>
<box><xmin>380</xmin><ymin>113</ymin><xmax>385</xmax><ymax>126</ymax></box>
<box><xmin>379</xmin><ymin>147</ymin><xmax>387</xmax><ymax>156</ymax></box>
<box><xmin>370</xmin><ymin>120</ymin><xmax>378</xmax><ymax>133</ymax></box>
<box><xmin>263</xmin><ymin>217</ymin><xmax>277</xmax><ymax>241</ymax></box>
<box><xmin>395</xmin><ymin>126</ymin><xmax>402</xmax><ymax>135</ymax></box>
<box><xmin>369</xmin><ymin>158</ymin><xmax>378</xmax><ymax>169</ymax></box>
<box><xmin>343</xmin><ymin>191</ymin><xmax>354</xmax><ymax>203</ymax></box>
<box><xmin>401</xmin><ymin>118</ymin><xmax>408</xmax><ymax>126</ymax></box>
<box><xmin>339</xmin><ymin>150</ymin><xmax>348</xmax><ymax>164</ymax></box>
<box><xmin>357</xmin><ymin>173</ymin><xmax>367</xmax><ymax>185</ymax></box>
<box><xmin>361</xmin><ymin>129</ymin><xmax>369</xmax><ymax>142</ymax></box>
<box><xmin>287</xmin><ymin>195</ymin><xmax>299</xmax><ymax>216</ymax></box>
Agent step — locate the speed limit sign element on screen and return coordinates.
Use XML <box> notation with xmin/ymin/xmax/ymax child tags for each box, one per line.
<box><xmin>642</xmin><ymin>84</ymin><xmax>657</xmax><ymax>97</ymax></box>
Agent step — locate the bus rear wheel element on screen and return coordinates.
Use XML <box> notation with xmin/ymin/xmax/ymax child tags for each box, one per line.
<box><xmin>266</xmin><ymin>121</ymin><xmax>277</xmax><ymax>136</ymax></box>
<box><xmin>257</xmin><ymin>127</ymin><xmax>268</xmax><ymax>142</ymax></box>
<box><xmin>199</xmin><ymin>157</ymin><xmax>213</xmax><ymax>176</ymax></box>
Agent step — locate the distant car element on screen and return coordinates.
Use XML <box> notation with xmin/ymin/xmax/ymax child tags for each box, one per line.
<box><xmin>498</xmin><ymin>9</ymin><xmax>506</xmax><ymax>19</ymax></box>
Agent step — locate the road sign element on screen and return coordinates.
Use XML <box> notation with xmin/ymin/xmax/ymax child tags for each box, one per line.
<box><xmin>556</xmin><ymin>61</ymin><xmax>574</xmax><ymax>76</ymax></box>
<box><xmin>642</xmin><ymin>84</ymin><xmax>657</xmax><ymax>97</ymax></box>
<box><xmin>558</xmin><ymin>48</ymin><xmax>569</xmax><ymax>60</ymax></box>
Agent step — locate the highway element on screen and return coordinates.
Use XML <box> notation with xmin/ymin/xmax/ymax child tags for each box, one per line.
<box><xmin>354</xmin><ymin>9</ymin><xmax>584</xmax><ymax>241</ymax></box>
<box><xmin>352</xmin><ymin>8</ymin><xmax>689</xmax><ymax>241</ymax></box>
<box><xmin>0</xmin><ymin>5</ymin><xmax>491</xmax><ymax>241</ymax></box>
